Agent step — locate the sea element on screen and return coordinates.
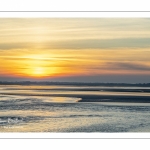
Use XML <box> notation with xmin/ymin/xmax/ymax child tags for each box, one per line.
<box><xmin>0</xmin><ymin>84</ymin><xmax>150</xmax><ymax>132</ymax></box>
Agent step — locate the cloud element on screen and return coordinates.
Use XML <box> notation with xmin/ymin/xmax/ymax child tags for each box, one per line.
<box><xmin>106</xmin><ymin>62</ymin><xmax>150</xmax><ymax>71</ymax></box>
<box><xmin>1</xmin><ymin>37</ymin><xmax>150</xmax><ymax>50</ymax></box>
<box><xmin>73</xmin><ymin>61</ymin><xmax>150</xmax><ymax>72</ymax></box>
<box><xmin>51</xmin><ymin>37</ymin><xmax>150</xmax><ymax>49</ymax></box>
<box><xmin>0</xmin><ymin>43</ymin><xmax>33</xmax><ymax>50</ymax></box>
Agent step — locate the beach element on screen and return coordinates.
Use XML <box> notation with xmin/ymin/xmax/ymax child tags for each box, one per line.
<box><xmin>0</xmin><ymin>84</ymin><xmax>150</xmax><ymax>132</ymax></box>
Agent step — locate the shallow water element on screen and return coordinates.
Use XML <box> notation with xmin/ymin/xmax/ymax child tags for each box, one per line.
<box><xmin>0</xmin><ymin>85</ymin><xmax>150</xmax><ymax>132</ymax></box>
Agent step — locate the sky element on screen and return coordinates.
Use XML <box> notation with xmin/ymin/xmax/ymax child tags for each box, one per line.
<box><xmin>0</xmin><ymin>18</ymin><xmax>150</xmax><ymax>83</ymax></box>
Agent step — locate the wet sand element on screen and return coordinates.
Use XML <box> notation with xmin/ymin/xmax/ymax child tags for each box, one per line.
<box><xmin>1</xmin><ymin>92</ymin><xmax>150</xmax><ymax>103</ymax></box>
<box><xmin>1</xmin><ymin>84</ymin><xmax>150</xmax><ymax>103</ymax></box>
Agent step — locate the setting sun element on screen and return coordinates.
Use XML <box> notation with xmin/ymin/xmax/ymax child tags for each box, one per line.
<box><xmin>33</xmin><ymin>67</ymin><xmax>45</xmax><ymax>76</ymax></box>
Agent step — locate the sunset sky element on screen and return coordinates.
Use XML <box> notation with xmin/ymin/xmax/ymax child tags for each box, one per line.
<box><xmin>0</xmin><ymin>18</ymin><xmax>150</xmax><ymax>83</ymax></box>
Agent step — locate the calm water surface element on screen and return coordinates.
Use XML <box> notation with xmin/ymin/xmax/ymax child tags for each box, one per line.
<box><xmin>0</xmin><ymin>85</ymin><xmax>150</xmax><ymax>132</ymax></box>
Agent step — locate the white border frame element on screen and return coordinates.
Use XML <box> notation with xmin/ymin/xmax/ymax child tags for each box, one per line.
<box><xmin>1</xmin><ymin>12</ymin><xmax>150</xmax><ymax>18</ymax></box>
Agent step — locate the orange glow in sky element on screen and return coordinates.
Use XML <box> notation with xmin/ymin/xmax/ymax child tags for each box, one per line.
<box><xmin>0</xmin><ymin>18</ymin><xmax>150</xmax><ymax>82</ymax></box>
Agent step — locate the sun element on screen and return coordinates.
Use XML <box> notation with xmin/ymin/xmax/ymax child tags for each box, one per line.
<box><xmin>19</xmin><ymin>54</ymin><xmax>61</xmax><ymax>78</ymax></box>
<box><xmin>33</xmin><ymin>67</ymin><xmax>45</xmax><ymax>76</ymax></box>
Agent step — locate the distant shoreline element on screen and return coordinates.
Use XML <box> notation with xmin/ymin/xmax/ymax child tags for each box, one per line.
<box><xmin>0</xmin><ymin>81</ymin><xmax>150</xmax><ymax>87</ymax></box>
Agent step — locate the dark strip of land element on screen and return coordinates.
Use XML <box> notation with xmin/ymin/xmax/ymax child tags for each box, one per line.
<box><xmin>78</xmin><ymin>95</ymin><xmax>150</xmax><ymax>103</ymax></box>
<box><xmin>3</xmin><ymin>88</ymin><xmax>150</xmax><ymax>93</ymax></box>
<box><xmin>0</xmin><ymin>81</ymin><xmax>150</xmax><ymax>87</ymax></box>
